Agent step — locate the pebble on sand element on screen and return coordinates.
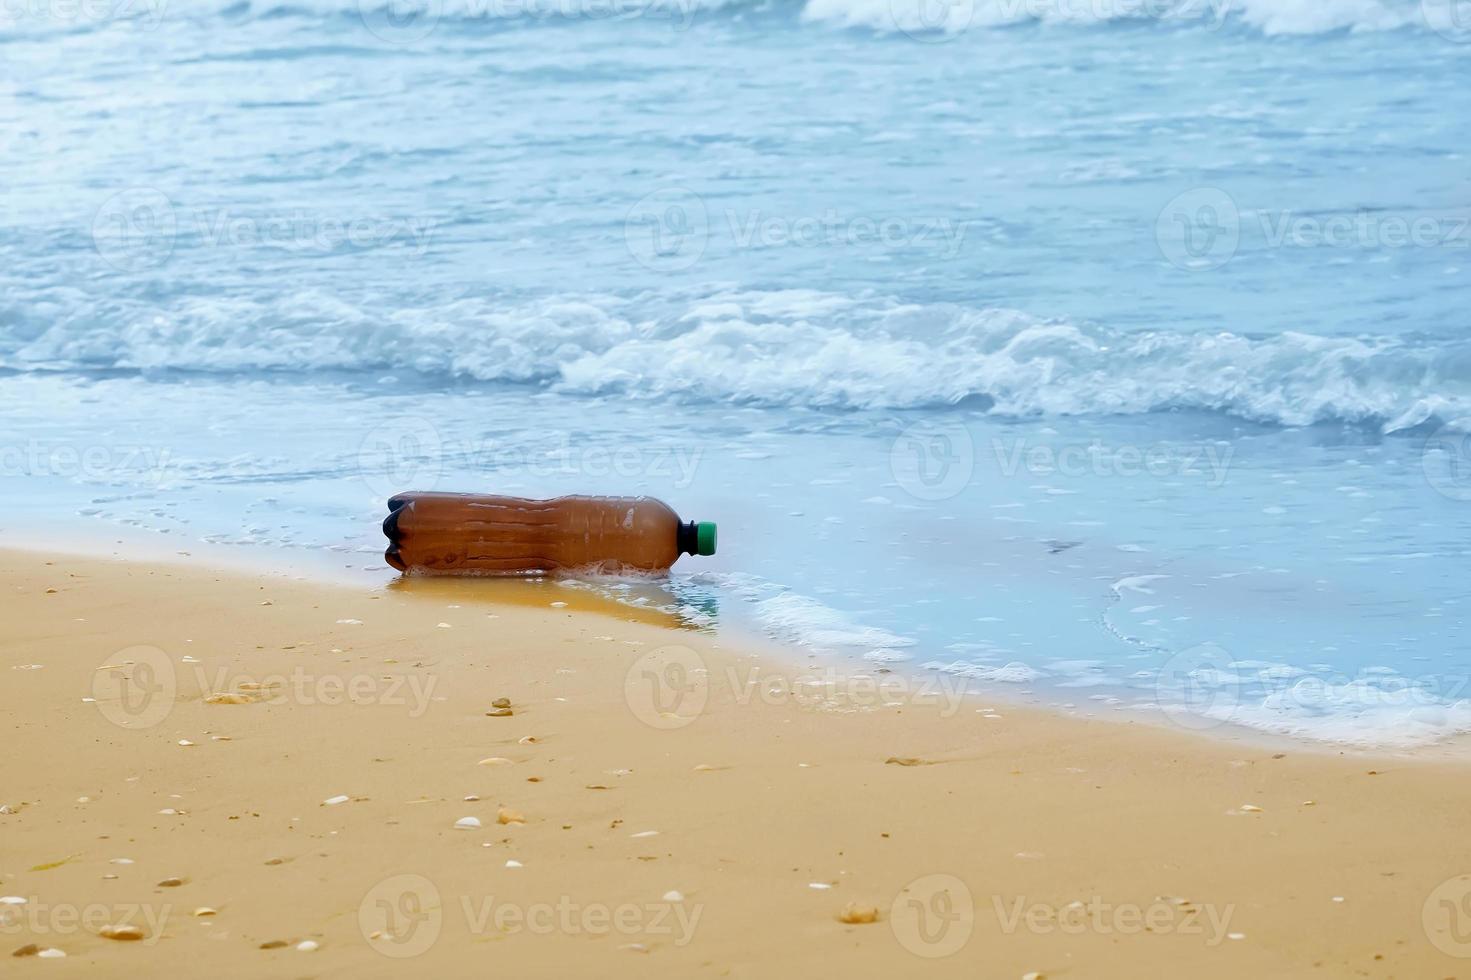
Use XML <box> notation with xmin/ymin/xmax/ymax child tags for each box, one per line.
<box><xmin>497</xmin><ymin>807</ymin><xmax>525</xmax><ymax>825</ymax></box>
<box><xmin>156</xmin><ymin>877</ymin><xmax>186</xmax><ymax>887</ymax></box>
<box><xmin>491</xmin><ymin>697</ymin><xmax>512</xmax><ymax>709</ymax></box>
<box><xmin>486</xmin><ymin>708</ymin><xmax>513</xmax><ymax>717</ymax></box>
<box><xmin>99</xmin><ymin>924</ymin><xmax>146</xmax><ymax>941</ymax></box>
<box><xmin>837</xmin><ymin>903</ymin><xmax>879</xmax><ymax>924</ymax></box>
<box><xmin>454</xmin><ymin>816</ymin><xmax>482</xmax><ymax>830</ymax></box>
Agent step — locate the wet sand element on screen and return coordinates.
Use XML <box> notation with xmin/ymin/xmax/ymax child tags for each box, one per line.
<box><xmin>2</xmin><ymin>548</ymin><xmax>1470</xmax><ymax>978</ymax></box>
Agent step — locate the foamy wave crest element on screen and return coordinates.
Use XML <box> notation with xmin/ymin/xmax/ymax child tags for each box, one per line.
<box><xmin>687</xmin><ymin>571</ymin><xmax>917</xmax><ymax>653</ymax></box>
<box><xmin>802</xmin><ymin>0</ymin><xmax>1426</xmax><ymax>36</ymax></box>
<box><xmin>5</xmin><ymin>287</ymin><xmax>1470</xmax><ymax>432</ymax></box>
<box><xmin>0</xmin><ymin>0</ymin><xmax>1437</xmax><ymax>34</ymax></box>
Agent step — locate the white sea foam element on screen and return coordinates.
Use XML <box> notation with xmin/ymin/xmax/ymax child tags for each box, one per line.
<box><xmin>804</xmin><ymin>0</ymin><xmax>1425</xmax><ymax>35</ymax></box>
<box><xmin>9</xmin><ymin>288</ymin><xmax>1468</xmax><ymax>433</ymax></box>
<box><xmin>686</xmin><ymin>571</ymin><xmax>917</xmax><ymax>655</ymax></box>
<box><xmin>0</xmin><ymin>0</ymin><xmax>1437</xmax><ymax>35</ymax></box>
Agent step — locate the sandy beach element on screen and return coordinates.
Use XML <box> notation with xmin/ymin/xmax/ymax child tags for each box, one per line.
<box><xmin>2</xmin><ymin>547</ymin><xmax>1469</xmax><ymax>978</ymax></box>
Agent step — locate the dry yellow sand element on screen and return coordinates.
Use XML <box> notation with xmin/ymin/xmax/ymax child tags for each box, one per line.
<box><xmin>3</xmin><ymin>548</ymin><xmax>1471</xmax><ymax>978</ymax></box>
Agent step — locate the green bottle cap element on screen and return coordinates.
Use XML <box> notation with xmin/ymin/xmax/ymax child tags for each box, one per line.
<box><xmin>695</xmin><ymin>522</ymin><xmax>717</xmax><ymax>556</ymax></box>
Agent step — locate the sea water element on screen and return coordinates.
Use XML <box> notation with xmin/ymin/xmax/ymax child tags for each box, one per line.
<box><xmin>1</xmin><ymin>0</ymin><xmax>1468</xmax><ymax>746</ymax></box>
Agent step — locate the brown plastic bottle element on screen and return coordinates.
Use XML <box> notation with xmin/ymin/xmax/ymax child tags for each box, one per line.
<box><xmin>383</xmin><ymin>492</ymin><xmax>717</xmax><ymax>576</ymax></box>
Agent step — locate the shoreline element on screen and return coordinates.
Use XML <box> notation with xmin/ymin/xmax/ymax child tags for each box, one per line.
<box><xmin>9</xmin><ymin>528</ymin><xmax>1471</xmax><ymax>760</ymax></box>
<box><xmin>3</xmin><ymin>547</ymin><xmax>1471</xmax><ymax>975</ymax></box>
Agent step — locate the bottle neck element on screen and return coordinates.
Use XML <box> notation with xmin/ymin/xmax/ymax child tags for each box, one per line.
<box><xmin>676</xmin><ymin>520</ymin><xmax>699</xmax><ymax>556</ymax></box>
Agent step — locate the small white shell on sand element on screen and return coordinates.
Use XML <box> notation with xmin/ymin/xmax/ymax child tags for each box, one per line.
<box><xmin>178</xmin><ymin>739</ymin><xmax>195</xmax><ymax>747</ymax></box>
<box><xmin>808</xmin><ymin>883</ymin><xmax>832</xmax><ymax>890</ymax></box>
<box><xmin>37</xmin><ymin>948</ymin><xmax>65</xmax><ymax>958</ymax></box>
<box><xmin>0</xmin><ymin>896</ymin><xmax>28</xmax><ymax>905</ymax></box>
<box><xmin>454</xmin><ymin>816</ymin><xmax>482</xmax><ymax>830</ymax></box>
<box><xmin>436</xmin><ymin>622</ymin><xmax>452</xmax><ymax>629</ymax></box>
<box><xmin>323</xmin><ymin>795</ymin><xmax>350</xmax><ymax>806</ymax></box>
<box><xmin>1240</xmin><ymin>804</ymin><xmax>1263</xmax><ymax>813</ymax></box>
<box><xmin>193</xmin><ymin>907</ymin><xmax>218</xmax><ymax>917</ymax></box>
<box><xmin>336</xmin><ymin>619</ymin><xmax>362</xmax><ymax>625</ymax></box>
<box><xmin>296</xmin><ymin>940</ymin><xmax>319</xmax><ymax>952</ymax></box>
<box><xmin>662</xmin><ymin>891</ymin><xmax>684</xmax><ymax>902</ymax></box>
<box><xmin>550</xmin><ymin>602</ymin><xmax>567</xmax><ymax>608</ymax></box>
<box><xmin>630</xmin><ymin>830</ymin><xmax>659</xmax><ymax>838</ymax></box>
<box><xmin>505</xmin><ymin>859</ymin><xmax>523</xmax><ymax>868</ymax></box>
<box><xmin>478</xmin><ymin>757</ymin><xmax>512</xmax><ymax>766</ymax></box>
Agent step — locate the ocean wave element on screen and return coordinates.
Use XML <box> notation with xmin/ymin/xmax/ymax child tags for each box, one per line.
<box><xmin>6</xmin><ymin>287</ymin><xmax>1470</xmax><ymax>433</ymax></box>
<box><xmin>806</xmin><ymin>0</ymin><xmax>1428</xmax><ymax>37</ymax></box>
<box><xmin>0</xmin><ymin>0</ymin><xmax>1446</xmax><ymax>36</ymax></box>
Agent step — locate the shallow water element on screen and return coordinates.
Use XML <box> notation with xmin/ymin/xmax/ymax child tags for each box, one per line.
<box><xmin>2</xmin><ymin>0</ymin><xmax>1469</xmax><ymax>745</ymax></box>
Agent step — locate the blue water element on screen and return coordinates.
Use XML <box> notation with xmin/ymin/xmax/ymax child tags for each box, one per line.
<box><xmin>2</xmin><ymin>0</ymin><xmax>1469</xmax><ymax>745</ymax></box>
